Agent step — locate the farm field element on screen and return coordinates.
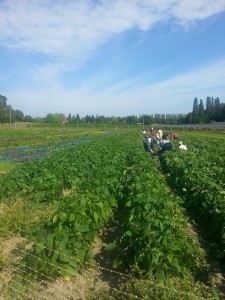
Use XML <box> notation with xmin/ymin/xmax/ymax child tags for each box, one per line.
<box><xmin>0</xmin><ymin>123</ymin><xmax>126</xmax><ymax>171</ymax></box>
<box><xmin>0</xmin><ymin>126</ymin><xmax>225</xmax><ymax>299</ymax></box>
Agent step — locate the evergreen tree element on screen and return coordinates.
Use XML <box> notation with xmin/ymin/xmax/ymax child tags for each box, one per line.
<box><xmin>198</xmin><ymin>99</ymin><xmax>205</xmax><ymax>122</ymax></box>
<box><xmin>214</xmin><ymin>97</ymin><xmax>220</xmax><ymax>121</ymax></box>
<box><xmin>219</xmin><ymin>103</ymin><xmax>225</xmax><ymax>121</ymax></box>
<box><xmin>184</xmin><ymin>112</ymin><xmax>192</xmax><ymax>124</ymax></box>
<box><xmin>192</xmin><ymin>97</ymin><xmax>199</xmax><ymax>123</ymax></box>
<box><xmin>205</xmin><ymin>96</ymin><xmax>212</xmax><ymax>121</ymax></box>
<box><xmin>68</xmin><ymin>113</ymin><xmax>72</xmax><ymax>123</ymax></box>
<box><xmin>0</xmin><ymin>94</ymin><xmax>8</xmax><ymax>122</ymax></box>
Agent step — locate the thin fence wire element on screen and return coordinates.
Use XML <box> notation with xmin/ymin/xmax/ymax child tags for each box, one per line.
<box><xmin>2</xmin><ymin>261</ymin><xmax>66</xmax><ymax>300</ymax></box>
<box><xmin>0</xmin><ymin>228</ymin><xmax>208</xmax><ymax>300</ymax></box>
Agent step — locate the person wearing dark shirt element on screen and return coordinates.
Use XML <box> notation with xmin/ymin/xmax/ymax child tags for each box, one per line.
<box><xmin>150</xmin><ymin>136</ymin><xmax>159</xmax><ymax>154</ymax></box>
<box><xmin>157</xmin><ymin>138</ymin><xmax>173</xmax><ymax>156</ymax></box>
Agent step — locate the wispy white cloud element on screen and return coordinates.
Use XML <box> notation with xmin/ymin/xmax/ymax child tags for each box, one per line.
<box><xmin>7</xmin><ymin>59</ymin><xmax>225</xmax><ymax>117</ymax></box>
<box><xmin>82</xmin><ymin>59</ymin><xmax>225</xmax><ymax>114</ymax></box>
<box><xmin>172</xmin><ymin>0</ymin><xmax>225</xmax><ymax>22</ymax></box>
<box><xmin>1</xmin><ymin>0</ymin><xmax>225</xmax><ymax>81</ymax></box>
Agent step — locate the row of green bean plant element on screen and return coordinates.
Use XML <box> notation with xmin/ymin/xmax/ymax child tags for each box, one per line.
<box><xmin>0</xmin><ymin>134</ymin><xmax>133</xmax><ymax>279</ymax></box>
<box><xmin>160</xmin><ymin>133</ymin><xmax>225</xmax><ymax>260</ymax></box>
<box><xmin>0</xmin><ymin>132</ymin><xmax>218</xmax><ymax>299</ymax></box>
<box><xmin>0</xmin><ymin>135</ymin><xmax>115</xmax><ymax>201</ymax></box>
<box><xmin>105</xmin><ymin>145</ymin><xmax>209</xmax><ymax>281</ymax></box>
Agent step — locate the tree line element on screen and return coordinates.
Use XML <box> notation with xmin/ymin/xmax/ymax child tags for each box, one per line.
<box><xmin>0</xmin><ymin>94</ymin><xmax>224</xmax><ymax>125</ymax></box>
<box><xmin>188</xmin><ymin>97</ymin><xmax>225</xmax><ymax>123</ymax></box>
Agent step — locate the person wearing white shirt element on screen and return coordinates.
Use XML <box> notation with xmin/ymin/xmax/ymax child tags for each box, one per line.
<box><xmin>178</xmin><ymin>141</ymin><xmax>187</xmax><ymax>150</ymax></box>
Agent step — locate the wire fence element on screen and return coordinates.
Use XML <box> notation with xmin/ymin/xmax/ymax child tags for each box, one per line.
<box><xmin>0</xmin><ymin>229</ymin><xmax>208</xmax><ymax>300</ymax></box>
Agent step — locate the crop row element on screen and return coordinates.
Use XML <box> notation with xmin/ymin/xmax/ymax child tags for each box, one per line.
<box><xmin>0</xmin><ymin>134</ymin><xmax>132</xmax><ymax>277</ymax></box>
<box><xmin>160</xmin><ymin>133</ymin><xmax>225</xmax><ymax>259</ymax></box>
<box><xmin>0</xmin><ymin>132</ymin><xmax>216</xmax><ymax>298</ymax></box>
<box><xmin>103</xmin><ymin>145</ymin><xmax>209</xmax><ymax>282</ymax></box>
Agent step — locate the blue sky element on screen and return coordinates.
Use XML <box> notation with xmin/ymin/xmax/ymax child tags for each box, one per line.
<box><xmin>0</xmin><ymin>0</ymin><xmax>225</xmax><ymax>118</ymax></box>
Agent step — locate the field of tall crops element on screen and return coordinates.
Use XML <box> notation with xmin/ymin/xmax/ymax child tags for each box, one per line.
<box><xmin>0</xmin><ymin>126</ymin><xmax>224</xmax><ymax>299</ymax></box>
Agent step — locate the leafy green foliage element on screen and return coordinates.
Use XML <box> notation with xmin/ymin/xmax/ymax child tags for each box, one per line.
<box><xmin>105</xmin><ymin>146</ymin><xmax>208</xmax><ymax>281</ymax></box>
<box><xmin>91</xmin><ymin>270</ymin><xmax>216</xmax><ymax>300</ymax></box>
<box><xmin>160</xmin><ymin>134</ymin><xmax>225</xmax><ymax>259</ymax></box>
<box><xmin>17</xmin><ymin>135</ymin><xmax>129</xmax><ymax>277</ymax></box>
<box><xmin>0</xmin><ymin>131</ymin><xmax>218</xmax><ymax>298</ymax></box>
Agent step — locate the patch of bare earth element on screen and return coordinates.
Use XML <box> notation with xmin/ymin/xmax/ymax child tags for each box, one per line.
<box><xmin>0</xmin><ymin>236</ymin><xmax>24</xmax><ymax>300</ymax></box>
<box><xmin>31</xmin><ymin>238</ymin><xmax>108</xmax><ymax>300</ymax></box>
<box><xmin>0</xmin><ymin>233</ymin><xmax>114</xmax><ymax>300</ymax></box>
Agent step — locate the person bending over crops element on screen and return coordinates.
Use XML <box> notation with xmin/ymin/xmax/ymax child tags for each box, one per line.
<box><xmin>157</xmin><ymin>136</ymin><xmax>173</xmax><ymax>156</ymax></box>
<box><xmin>143</xmin><ymin>135</ymin><xmax>152</xmax><ymax>153</ymax></box>
<box><xmin>150</xmin><ymin>136</ymin><xmax>159</xmax><ymax>154</ymax></box>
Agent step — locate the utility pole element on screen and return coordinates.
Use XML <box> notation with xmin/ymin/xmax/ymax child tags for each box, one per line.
<box><xmin>9</xmin><ymin>106</ymin><xmax>11</xmax><ymax>125</ymax></box>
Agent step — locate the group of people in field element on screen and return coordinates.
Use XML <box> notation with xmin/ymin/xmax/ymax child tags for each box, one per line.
<box><xmin>142</xmin><ymin>127</ymin><xmax>187</xmax><ymax>156</ymax></box>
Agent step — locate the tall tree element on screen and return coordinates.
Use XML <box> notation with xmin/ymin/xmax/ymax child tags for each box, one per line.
<box><xmin>184</xmin><ymin>112</ymin><xmax>192</xmax><ymax>124</ymax></box>
<box><xmin>205</xmin><ymin>96</ymin><xmax>212</xmax><ymax>121</ymax></box>
<box><xmin>67</xmin><ymin>113</ymin><xmax>72</xmax><ymax>123</ymax></box>
<box><xmin>0</xmin><ymin>95</ymin><xmax>7</xmax><ymax>107</ymax></box>
<box><xmin>219</xmin><ymin>103</ymin><xmax>225</xmax><ymax>121</ymax></box>
<box><xmin>198</xmin><ymin>99</ymin><xmax>205</xmax><ymax>122</ymax></box>
<box><xmin>45</xmin><ymin>113</ymin><xmax>65</xmax><ymax>123</ymax></box>
<box><xmin>14</xmin><ymin>109</ymin><xmax>24</xmax><ymax>121</ymax></box>
<box><xmin>126</xmin><ymin>115</ymin><xmax>138</xmax><ymax>125</ymax></box>
<box><xmin>214</xmin><ymin>97</ymin><xmax>221</xmax><ymax>121</ymax></box>
<box><xmin>0</xmin><ymin>95</ymin><xmax>8</xmax><ymax>122</ymax></box>
<box><xmin>192</xmin><ymin>97</ymin><xmax>199</xmax><ymax>123</ymax></box>
<box><xmin>211</xmin><ymin>97</ymin><xmax>215</xmax><ymax>120</ymax></box>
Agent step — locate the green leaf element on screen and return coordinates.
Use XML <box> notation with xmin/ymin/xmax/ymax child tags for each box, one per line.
<box><xmin>30</xmin><ymin>226</ymin><xmax>39</xmax><ymax>234</ymax></box>
<box><xmin>53</xmin><ymin>215</ymin><xmax>58</xmax><ymax>224</ymax></box>
<box><xmin>73</xmin><ymin>241</ymin><xmax>82</xmax><ymax>249</ymax></box>
<box><xmin>96</xmin><ymin>201</ymin><xmax>104</xmax><ymax>211</ymax></box>
<box><xmin>58</xmin><ymin>239</ymin><xmax>67</xmax><ymax>251</ymax></box>
<box><xmin>51</xmin><ymin>251</ymin><xmax>59</xmax><ymax>263</ymax></box>
<box><xmin>58</xmin><ymin>222</ymin><xmax>63</xmax><ymax>232</ymax></box>
<box><xmin>59</xmin><ymin>253</ymin><xmax>69</xmax><ymax>263</ymax></box>
<box><xmin>46</xmin><ymin>235</ymin><xmax>54</xmax><ymax>249</ymax></box>
<box><xmin>129</xmin><ymin>215</ymin><xmax>134</xmax><ymax>222</ymax></box>
<box><xmin>125</xmin><ymin>201</ymin><xmax>132</xmax><ymax>207</ymax></box>
<box><xmin>167</xmin><ymin>253</ymin><xmax>173</xmax><ymax>263</ymax></box>
<box><xmin>69</xmin><ymin>213</ymin><xmax>75</xmax><ymax>222</ymax></box>
<box><xmin>60</xmin><ymin>265</ymin><xmax>76</xmax><ymax>277</ymax></box>
<box><xmin>85</xmin><ymin>249</ymin><xmax>94</xmax><ymax>261</ymax></box>
<box><xmin>104</xmin><ymin>243</ymin><xmax>116</xmax><ymax>251</ymax></box>
<box><xmin>111</xmin><ymin>198</ymin><xmax>118</xmax><ymax>208</ymax></box>
<box><xmin>126</xmin><ymin>230</ymin><xmax>132</xmax><ymax>237</ymax></box>
<box><xmin>155</xmin><ymin>269</ymin><xmax>167</xmax><ymax>281</ymax></box>
<box><xmin>76</xmin><ymin>250</ymin><xmax>85</xmax><ymax>262</ymax></box>
<box><xmin>144</xmin><ymin>203</ymin><xmax>151</xmax><ymax>210</ymax></box>
<box><xmin>84</xmin><ymin>232</ymin><xmax>93</xmax><ymax>241</ymax></box>
<box><xmin>93</xmin><ymin>212</ymin><xmax>98</xmax><ymax>223</ymax></box>
<box><xmin>60</xmin><ymin>212</ymin><xmax>67</xmax><ymax>222</ymax></box>
<box><xmin>34</xmin><ymin>245</ymin><xmax>43</xmax><ymax>255</ymax></box>
<box><xmin>172</xmin><ymin>258</ymin><xmax>182</xmax><ymax>273</ymax></box>
<box><xmin>78</xmin><ymin>225</ymin><xmax>89</xmax><ymax>233</ymax></box>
